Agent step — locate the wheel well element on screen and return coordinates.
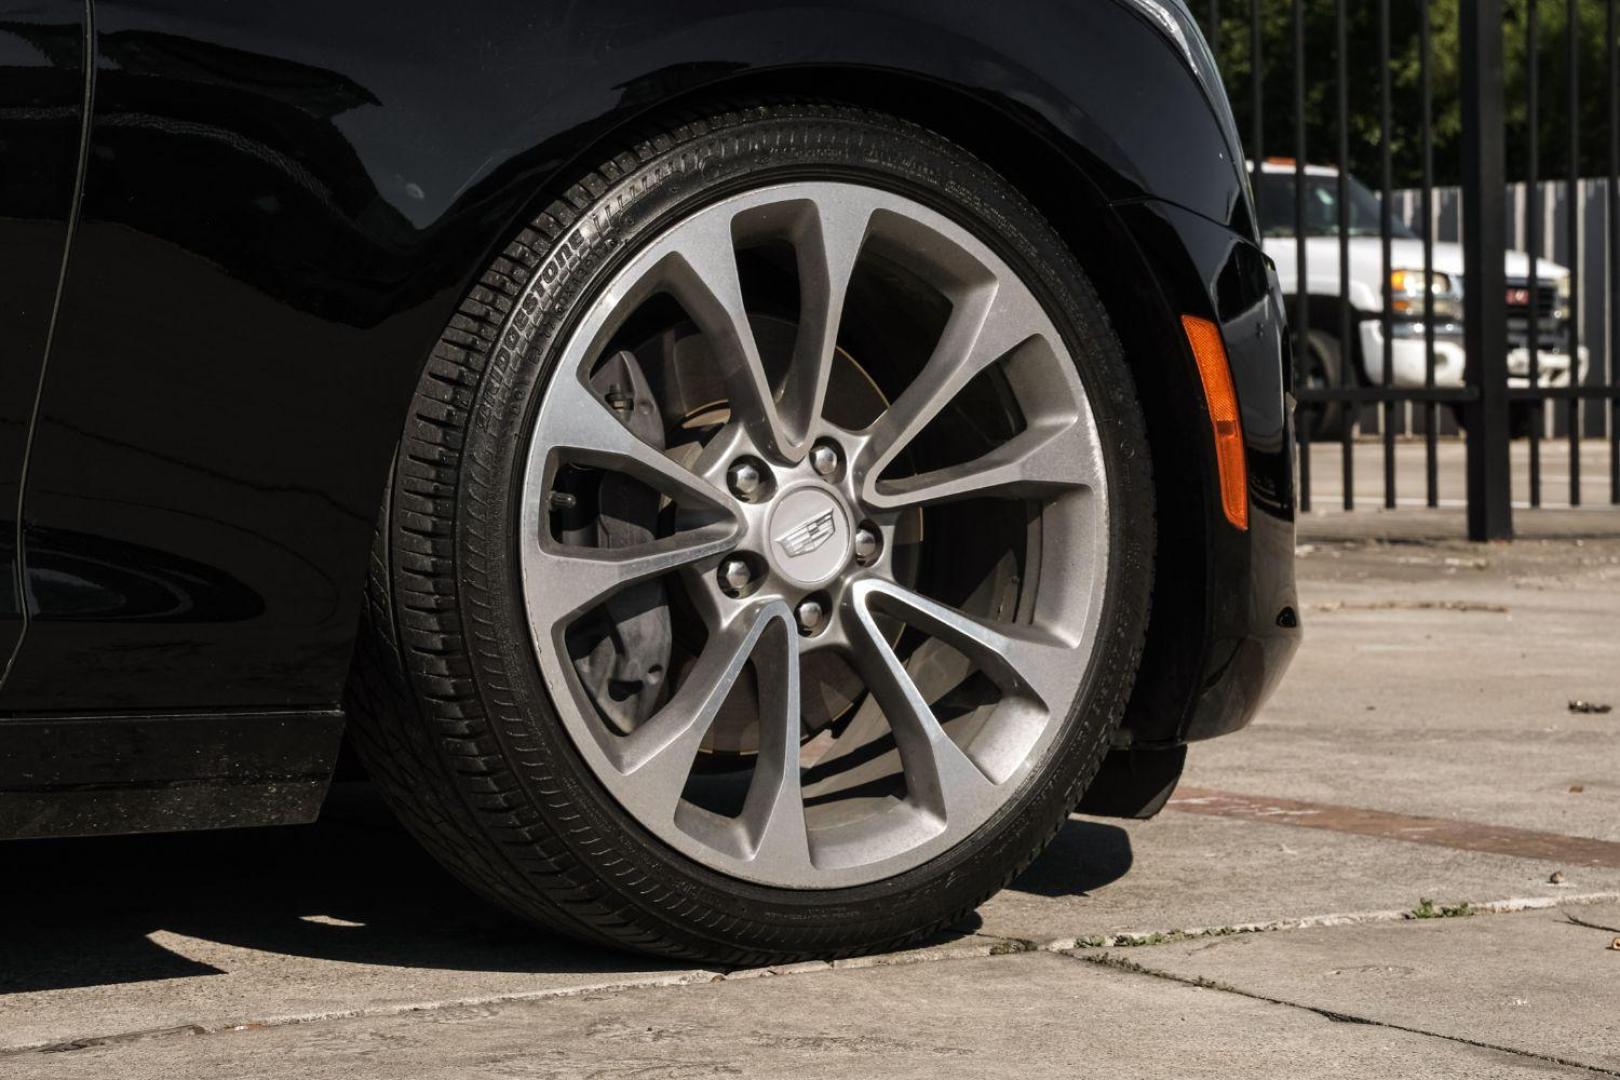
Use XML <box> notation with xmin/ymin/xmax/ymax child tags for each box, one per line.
<box><xmin>515</xmin><ymin>67</ymin><xmax>1219</xmax><ymax>748</ymax></box>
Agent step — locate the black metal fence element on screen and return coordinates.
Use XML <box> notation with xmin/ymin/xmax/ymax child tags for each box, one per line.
<box><xmin>1200</xmin><ymin>0</ymin><xmax>1620</xmax><ymax>538</ymax></box>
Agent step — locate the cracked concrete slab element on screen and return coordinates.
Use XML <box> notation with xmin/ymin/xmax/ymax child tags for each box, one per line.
<box><xmin>1191</xmin><ymin>532</ymin><xmax>1620</xmax><ymax>843</ymax></box>
<box><xmin>3</xmin><ymin>952</ymin><xmax>1599</xmax><ymax>1080</ymax></box>
<box><xmin>978</xmin><ymin>809</ymin><xmax>1620</xmax><ymax>946</ymax></box>
<box><xmin>0</xmin><ymin>815</ymin><xmax>722</xmax><ymax>1054</ymax></box>
<box><xmin>6</xmin><ymin>798</ymin><xmax>1610</xmax><ymax>1055</ymax></box>
<box><xmin>1074</xmin><ymin>901</ymin><xmax>1620</xmax><ymax>1074</ymax></box>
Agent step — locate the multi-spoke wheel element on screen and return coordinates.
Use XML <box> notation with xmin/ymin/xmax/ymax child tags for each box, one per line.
<box><xmin>348</xmin><ymin>104</ymin><xmax>1153</xmax><ymax>962</ymax></box>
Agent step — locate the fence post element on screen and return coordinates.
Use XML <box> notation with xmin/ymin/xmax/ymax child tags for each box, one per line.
<box><xmin>1459</xmin><ymin>0</ymin><xmax>1513</xmax><ymax>540</ymax></box>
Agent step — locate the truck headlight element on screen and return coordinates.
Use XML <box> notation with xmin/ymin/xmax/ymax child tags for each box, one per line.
<box><xmin>1389</xmin><ymin>269</ymin><xmax>1463</xmax><ymax>321</ymax></box>
<box><xmin>1554</xmin><ymin>274</ymin><xmax>1573</xmax><ymax>321</ymax></box>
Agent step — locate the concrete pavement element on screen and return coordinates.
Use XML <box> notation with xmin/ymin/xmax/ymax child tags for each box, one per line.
<box><xmin>12</xmin><ymin>950</ymin><xmax>1606</xmax><ymax>1080</ymax></box>
<box><xmin>4</xmin><ymin>508</ymin><xmax>1619</xmax><ymax>1077</ymax></box>
<box><xmin>1080</xmin><ymin>901</ymin><xmax>1620</xmax><ymax>1074</ymax></box>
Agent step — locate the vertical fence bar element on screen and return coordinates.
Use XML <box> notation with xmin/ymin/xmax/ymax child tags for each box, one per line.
<box><xmin>1422</xmin><ymin>0</ymin><xmax>1439</xmax><ymax>506</ymax></box>
<box><xmin>1337</xmin><ymin>0</ymin><xmax>1354</xmax><ymax>510</ymax></box>
<box><xmin>1461</xmin><ymin>0</ymin><xmax>1514</xmax><ymax>540</ymax></box>
<box><xmin>1529</xmin><ymin>0</ymin><xmax>1542</xmax><ymax>507</ymax></box>
<box><xmin>1294</xmin><ymin>0</ymin><xmax>1311</xmax><ymax>513</ymax></box>
<box><xmin>1611</xmin><ymin>0</ymin><xmax>1620</xmax><ymax>503</ymax></box>
<box><xmin>1569</xmin><ymin>0</ymin><xmax>1583</xmax><ymax>506</ymax></box>
<box><xmin>1250</xmin><ymin>0</ymin><xmax>1262</xmax><ymax>181</ymax></box>
<box><xmin>1379</xmin><ymin>0</ymin><xmax>1395</xmax><ymax>509</ymax></box>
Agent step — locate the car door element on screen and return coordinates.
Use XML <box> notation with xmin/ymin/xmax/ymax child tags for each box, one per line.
<box><xmin>0</xmin><ymin>2</ymin><xmax>89</xmax><ymax>677</ymax></box>
<box><xmin>0</xmin><ymin>0</ymin><xmax>453</xmax><ymax>711</ymax></box>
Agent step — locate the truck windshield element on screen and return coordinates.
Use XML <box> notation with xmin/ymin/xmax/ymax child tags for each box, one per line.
<box><xmin>1255</xmin><ymin>172</ymin><xmax>1415</xmax><ymax>240</ymax></box>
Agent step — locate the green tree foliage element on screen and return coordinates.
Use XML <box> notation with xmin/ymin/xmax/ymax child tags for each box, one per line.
<box><xmin>1201</xmin><ymin>0</ymin><xmax>1615</xmax><ymax>187</ymax></box>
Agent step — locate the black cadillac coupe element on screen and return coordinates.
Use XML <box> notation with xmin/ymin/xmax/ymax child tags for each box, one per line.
<box><xmin>1</xmin><ymin>0</ymin><xmax>1299</xmax><ymax>962</ymax></box>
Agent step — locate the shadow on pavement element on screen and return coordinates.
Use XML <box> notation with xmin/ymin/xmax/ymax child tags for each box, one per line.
<box><xmin>1006</xmin><ymin>817</ymin><xmax>1133</xmax><ymax>898</ymax></box>
<box><xmin>0</xmin><ymin>785</ymin><xmax>1131</xmax><ymax>994</ymax></box>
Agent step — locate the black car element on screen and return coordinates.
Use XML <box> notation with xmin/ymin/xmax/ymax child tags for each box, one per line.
<box><xmin>1</xmin><ymin>0</ymin><xmax>1299</xmax><ymax>963</ymax></box>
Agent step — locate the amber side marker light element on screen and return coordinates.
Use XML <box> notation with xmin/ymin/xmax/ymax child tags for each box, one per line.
<box><xmin>1180</xmin><ymin>314</ymin><xmax>1249</xmax><ymax>531</ymax></box>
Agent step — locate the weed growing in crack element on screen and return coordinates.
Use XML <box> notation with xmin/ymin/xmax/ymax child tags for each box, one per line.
<box><xmin>1411</xmin><ymin>898</ymin><xmax>1474</xmax><ymax>919</ymax></box>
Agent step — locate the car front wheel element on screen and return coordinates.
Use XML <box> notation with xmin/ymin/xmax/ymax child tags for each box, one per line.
<box><xmin>347</xmin><ymin>102</ymin><xmax>1154</xmax><ymax>963</ymax></box>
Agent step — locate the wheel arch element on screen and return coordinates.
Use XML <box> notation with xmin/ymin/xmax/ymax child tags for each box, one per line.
<box><xmin>451</xmin><ymin>63</ymin><xmax>1226</xmax><ymax>762</ymax></box>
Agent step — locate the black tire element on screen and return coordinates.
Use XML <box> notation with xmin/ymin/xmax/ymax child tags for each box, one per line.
<box><xmin>1449</xmin><ymin>401</ymin><xmax>1537</xmax><ymax>439</ymax></box>
<box><xmin>344</xmin><ymin>102</ymin><xmax>1155</xmax><ymax>964</ymax></box>
<box><xmin>1510</xmin><ymin>402</ymin><xmax>1538</xmax><ymax>439</ymax></box>
<box><xmin>1299</xmin><ymin>329</ymin><xmax>1354</xmax><ymax>441</ymax></box>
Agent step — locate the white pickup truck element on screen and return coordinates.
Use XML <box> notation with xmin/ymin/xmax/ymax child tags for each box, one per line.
<box><xmin>1254</xmin><ymin>160</ymin><xmax>1587</xmax><ymax>434</ymax></box>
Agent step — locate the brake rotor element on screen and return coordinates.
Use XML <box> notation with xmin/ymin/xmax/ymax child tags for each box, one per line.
<box><xmin>563</xmin><ymin>349</ymin><xmax>674</xmax><ymax>735</ymax></box>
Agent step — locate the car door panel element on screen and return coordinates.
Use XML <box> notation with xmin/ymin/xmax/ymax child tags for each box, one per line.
<box><xmin>0</xmin><ymin>0</ymin><xmax>483</xmax><ymax>709</ymax></box>
<box><xmin>0</xmin><ymin>2</ymin><xmax>87</xmax><ymax>680</ymax></box>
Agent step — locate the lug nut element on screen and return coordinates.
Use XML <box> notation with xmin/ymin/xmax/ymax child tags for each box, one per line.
<box><xmin>719</xmin><ymin>558</ymin><xmax>753</xmax><ymax>595</ymax></box>
<box><xmin>809</xmin><ymin>443</ymin><xmax>839</xmax><ymax>477</ymax></box>
<box><xmin>795</xmin><ymin>598</ymin><xmax>825</xmax><ymax>634</ymax></box>
<box><xmin>728</xmin><ymin>461</ymin><xmax>763</xmax><ymax>498</ymax></box>
<box><xmin>853</xmin><ymin>527</ymin><xmax>881</xmax><ymax>565</ymax></box>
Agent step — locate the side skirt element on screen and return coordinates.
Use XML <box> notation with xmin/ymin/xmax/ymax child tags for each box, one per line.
<box><xmin>0</xmin><ymin>710</ymin><xmax>343</xmax><ymax>839</ymax></box>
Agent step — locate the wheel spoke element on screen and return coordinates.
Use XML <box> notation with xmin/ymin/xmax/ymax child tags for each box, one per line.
<box><xmin>528</xmin><ymin>526</ymin><xmax>735</xmax><ymax>633</ymax></box>
<box><xmin>865</xmin><ymin>415</ymin><xmax>1098</xmax><ymax>512</ymax></box>
<box><xmin>733</xmin><ymin>614</ymin><xmax>811</xmax><ymax>870</ymax></box>
<box><xmin>844</xmin><ymin>582</ymin><xmax>998</xmax><ymax>824</ymax></box>
<box><xmin>611</xmin><ymin>603</ymin><xmax>799</xmax><ymax>831</ymax></box>
<box><xmin>851</xmin><ymin>579</ymin><xmax>1076</xmax><ymax>715</ymax></box>
<box><xmin>857</xmin><ymin>282</ymin><xmax>1045</xmax><ymax>493</ymax></box>
<box><xmin>779</xmin><ymin>198</ymin><xmax>872</xmax><ymax>448</ymax></box>
<box><xmin>657</xmin><ymin>216</ymin><xmax>795</xmax><ymax>460</ymax></box>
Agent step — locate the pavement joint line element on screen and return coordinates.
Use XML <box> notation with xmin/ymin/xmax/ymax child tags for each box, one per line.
<box><xmin>1</xmin><ymin>970</ymin><xmax>727</xmax><ymax>1058</ymax></box>
<box><xmin>8</xmin><ymin>892</ymin><xmax>1617</xmax><ymax>1060</ymax></box>
<box><xmin>1019</xmin><ymin>891</ymin><xmax>1620</xmax><ymax>951</ymax></box>
<box><xmin>1062</xmin><ymin>949</ymin><xmax>1620</xmax><ymax>1078</ymax></box>
<box><xmin>1170</xmin><ymin>787</ymin><xmax>1620</xmax><ymax>870</ymax></box>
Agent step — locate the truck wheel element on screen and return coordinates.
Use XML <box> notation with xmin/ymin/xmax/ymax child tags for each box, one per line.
<box><xmin>345</xmin><ymin>102</ymin><xmax>1154</xmax><ymax>964</ymax></box>
<box><xmin>1299</xmin><ymin>329</ymin><xmax>1353</xmax><ymax>441</ymax></box>
<box><xmin>1448</xmin><ymin>402</ymin><xmax>1538</xmax><ymax>439</ymax></box>
<box><xmin>1509</xmin><ymin>402</ymin><xmax>1539</xmax><ymax>439</ymax></box>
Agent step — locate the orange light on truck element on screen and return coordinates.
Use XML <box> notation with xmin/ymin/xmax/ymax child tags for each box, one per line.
<box><xmin>1180</xmin><ymin>315</ymin><xmax>1249</xmax><ymax>531</ymax></box>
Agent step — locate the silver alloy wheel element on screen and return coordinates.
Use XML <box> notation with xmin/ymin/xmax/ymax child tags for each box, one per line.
<box><xmin>518</xmin><ymin>181</ymin><xmax>1109</xmax><ymax>888</ymax></box>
